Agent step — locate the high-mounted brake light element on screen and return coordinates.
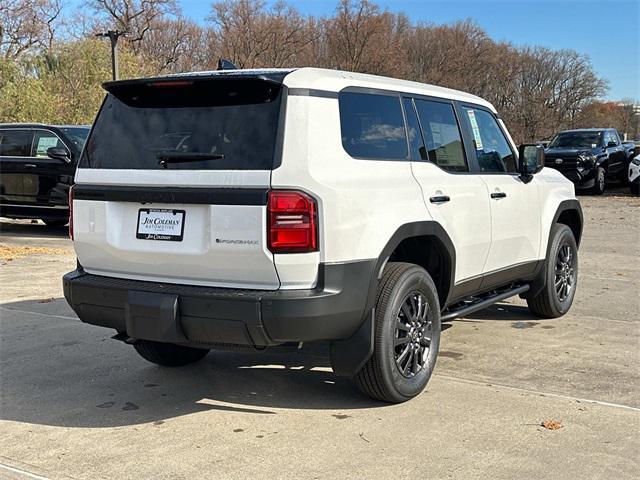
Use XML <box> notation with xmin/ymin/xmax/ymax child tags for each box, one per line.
<box><xmin>148</xmin><ymin>80</ymin><xmax>194</xmax><ymax>88</ymax></box>
<box><xmin>268</xmin><ymin>191</ymin><xmax>317</xmax><ymax>254</ymax></box>
<box><xmin>68</xmin><ymin>185</ymin><xmax>74</xmax><ymax>240</ymax></box>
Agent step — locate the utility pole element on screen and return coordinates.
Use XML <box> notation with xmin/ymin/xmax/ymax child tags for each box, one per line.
<box><xmin>95</xmin><ymin>30</ymin><xmax>126</xmax><ymax>81</ymax></box>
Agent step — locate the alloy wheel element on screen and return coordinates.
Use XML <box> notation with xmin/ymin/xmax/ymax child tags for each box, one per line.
<box><xmin>554</xmin><ymin>243</ymin><xmax>575</xmax><ymax>302</ymax></box>
<box><xmin>394</xmin><ymin>291</ymin><xmax>433</xmax><ymax>378</ymax></box>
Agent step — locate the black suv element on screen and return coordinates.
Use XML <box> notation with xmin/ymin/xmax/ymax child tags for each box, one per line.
<box><xmin>544</xmin><ymin>128</ymin><xmax>629</xmax><ymax>195</ymax></box>
<box><xmin>0</xmin><ymin>124</ymin><xmax>90</xmax><ymax>225</ymax></box>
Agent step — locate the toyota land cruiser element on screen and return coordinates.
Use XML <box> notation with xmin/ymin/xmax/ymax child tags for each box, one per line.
<box><xmin>63</xmin><ymin>68</ymin><xmax>583</xmax><ymax>403</ymax></box>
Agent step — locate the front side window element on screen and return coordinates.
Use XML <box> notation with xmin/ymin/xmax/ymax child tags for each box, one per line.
<box><xmin>414</xmin><ymin>99</ymin><xmax>467</xmax><ymax>172</ymax></box>
<box><xmin>32</xmin><ymin>130</ymin><xmax>68</xmax><ymax>158</ymax></box>
<box><xmin>462</xmin><ymin>107</ymin><xmax>516</xmax><ymax>173</ymax></box>
<box><xmin>339</xmin><ymin>91</ymin><xmax>408</xmax><ymax>160</ymax></box>
<box><xmin>0</xmin><ymin>129</ymin><xmax>34</xmax><ymax>157</ymax></box>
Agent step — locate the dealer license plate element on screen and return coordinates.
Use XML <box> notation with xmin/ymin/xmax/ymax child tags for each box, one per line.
<box><xmin>136</xmin><ymin>209</ymin><xmax>185</xmax><ymax>241</ymax></box>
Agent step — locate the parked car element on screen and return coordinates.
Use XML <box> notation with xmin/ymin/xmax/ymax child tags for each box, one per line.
<box><xmin>622</xmin><ymin>141</ymin><xmax>635</xmax><ymax>161</ymax></box>
<box><xmin>544</xmin><ymin>128</ymin><xmax>629</xmax><ymax>194</ymax></box>
<box><xmin>63</xmin><ymin>68</ymin><xmax>582</xmax><ymax>403</ymax></box>
<box><xmin>0</xmin><ymin>124</ymin><xmax>90</xmax><ymax>225</ymax></box>
<box><xmin>629</xmin><ymin>154</ymin><xmax>640</xmax><ymax>195</ymax></box>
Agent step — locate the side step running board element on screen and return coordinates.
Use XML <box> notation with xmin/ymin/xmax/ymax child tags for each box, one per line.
<box><xmin>441</xmin><ymin>284</ymin><xmax>530</xmax><ymax>322</ymax></box>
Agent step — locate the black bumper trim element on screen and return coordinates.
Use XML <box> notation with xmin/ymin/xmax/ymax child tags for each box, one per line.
<box><xmin>63</xmin><ymin>260</ymin><xmax>375</xmax><ymax>348</ymax></box>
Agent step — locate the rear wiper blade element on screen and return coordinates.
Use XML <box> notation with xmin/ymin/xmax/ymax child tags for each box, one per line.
<box><xmin>156</xmin><ymin>151</ymin><xmax>225</xmax><ymax>168</ymax></box>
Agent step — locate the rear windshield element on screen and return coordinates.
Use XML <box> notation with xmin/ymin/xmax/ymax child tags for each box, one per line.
<box><xmin>80</xmin><ymin>78</ymin><xmax>282</xmax><ymax>170</ymax></box>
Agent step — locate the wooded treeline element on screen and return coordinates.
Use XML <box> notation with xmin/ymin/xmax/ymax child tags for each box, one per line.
<box><xmin>1</xmin><ymin>0</ymin><xmax>637</xmax><ymax>141</ymax></box>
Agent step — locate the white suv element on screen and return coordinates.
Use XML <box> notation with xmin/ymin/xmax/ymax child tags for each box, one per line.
<box><xmin>63</xmin><ymin>68</ymin><xmax>583</xmax><ymax>403</ymax></box>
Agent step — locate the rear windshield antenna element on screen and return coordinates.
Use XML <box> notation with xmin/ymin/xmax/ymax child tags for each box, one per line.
<box><xmin>217</xmin><ymin>59</ymin><xmax>237</xmax><ymax>71</ymax></box>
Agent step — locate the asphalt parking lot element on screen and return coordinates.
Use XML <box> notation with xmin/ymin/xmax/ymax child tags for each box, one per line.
<box><xmin>1</xmin><ymin>190</ymin><xmax>638</xmax><ymax>480</ymax></box>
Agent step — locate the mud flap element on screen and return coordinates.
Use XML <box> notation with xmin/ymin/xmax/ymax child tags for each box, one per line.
<box><xmin>329</xmin><ymin>309</ymin><xmax>375</xmax><ymax>377</ymax></box>
<box><xmin>125</xmin><ymin>291</ymin><xmax>186</xmax><ymax>343</ymax></box>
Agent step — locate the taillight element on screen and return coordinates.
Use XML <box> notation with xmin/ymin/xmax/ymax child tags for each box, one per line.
<box><xmin>68</xmin><ymin>185</ymin><xmax>74</xmax><ymax>240</ymax></box>
<box><xmin>268</xmin><ymin>190</ymin><xmax>317</xmax><ymax>253</ymax></box>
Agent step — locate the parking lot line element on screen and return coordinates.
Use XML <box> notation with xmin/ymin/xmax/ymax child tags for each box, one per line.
<box><xmin>436</xmin><ymin>373</ymin><xmax>640</xmax><ymax>412</ymax></box>
<box><xmin>0</xmin><ymin>463</ymin><xmax>51</xmax><ymax>480</ymax></box>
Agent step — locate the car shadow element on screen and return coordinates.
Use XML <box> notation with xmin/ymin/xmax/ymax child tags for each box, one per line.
<box><xmin>0</xmin><ymin>298</ymin><xmax>386</xmax><ymax>429</ymax></box>
<box><xmin>1</xmin><ymin>297</ymin><xmax>547</xmax><ymax>429</ymax></box>
<box><xmin>0</xmin><ymin>219</ymin><xmax>69</xmax><ymax>238</ymax></box>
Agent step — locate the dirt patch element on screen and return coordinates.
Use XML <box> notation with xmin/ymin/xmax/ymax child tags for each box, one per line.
<box><xmin>511</xmin><ymin>321</ymin><xmax>540</xmax><ymax>329</ymax></box>
<box><xmin>0</xmin><ymin>244</ymin><xmax>71</xmax><ymax>260</ymax></box>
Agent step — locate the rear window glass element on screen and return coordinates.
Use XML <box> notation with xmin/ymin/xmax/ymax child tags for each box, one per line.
<box><xmin>339</xmin><ymin>92</ymin><xmax>408</xmax><ymax>160</ymax></box>
<box><xmin>80</xmin><ymin>79</ymin><xmax>282</xmax><ymax>170</ymax></box>
<box><xmin>414</xmin><ymin>100</ymin><xmax>467</xmax><ymax>172</ymax></box>
<box><xmin>0</xmin><ymin>129</ymin><xmax>33</xmax><ymax>157</ymax></box>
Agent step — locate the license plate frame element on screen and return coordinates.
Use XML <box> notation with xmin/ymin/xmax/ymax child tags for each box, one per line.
<box><xmin>136</xmin><ymin>208</ymin><xmax>186</xmax><ymax>242</ymax></box>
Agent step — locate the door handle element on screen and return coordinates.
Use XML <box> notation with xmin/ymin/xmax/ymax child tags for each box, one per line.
<box><xmin>490</xmin><ymin>192</ymin><xmax>507</xmax><ymax>199</ymax></box>
<box><xmin>24</xmin><ymin>164</ymin><xmax>37</xmax><ymax>168</ymax></box>
<box><xmin>429</xmin><ymin>195</ymin><xmax>450</xmax><ymax>204</ymax></box>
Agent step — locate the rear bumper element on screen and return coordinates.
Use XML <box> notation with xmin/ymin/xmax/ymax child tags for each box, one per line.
<box><xmin>63</xmin><ymin>260</ymin><xmax>375</xmax><ymax>348</ymax></box>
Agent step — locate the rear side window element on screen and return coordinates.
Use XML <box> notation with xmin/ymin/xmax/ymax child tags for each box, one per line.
<box><xmin>80</xmin><ymin>79</ymin><xmax>282</xmax><ymax>170</ymax></box>
<box><xmin>461</xmin><ymin>107</ymin><xmax>516</xmax><ymax>173</ymax></box>
<box><xmin>32</xmin><ymin>130</ymin><xmax>67</xmax><ymax>158</ymax></box>
<box><xmin>403</xmin><ymin>98</ymin><xmax>427</xmax><ymax>161</ymax></box>
<box><xmin>414</xmin><ymin>100</ymin><xmax>467</xmax><ymax>172</ymax></box>
<box><xmin>0</xmin><ymin>129</ymin><xmax>34</xmax><ymax>157</ymax></box>
<box><xmin>339</xmin><ymin>92</ymin><xmax>408</xmax><ymax>160</ymax></box>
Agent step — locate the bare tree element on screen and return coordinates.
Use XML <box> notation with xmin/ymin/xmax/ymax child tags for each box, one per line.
<box><xmin>322</xmin><ymin>0</ymin><xmax>408</xmax><ymax>76</ymax></box>
<box><xmin>141</xmin><ymin>16</ymin><xmax>209</xmax><ymax>74</ymax></box>
<box><xmin>89</xmin><ymin>0</ymin><xmax>178</xmax><ymax>50</ymax></box>
<box><xmin>207</xmin><ymin>0</ymin><xmax>316</xmax><ymax>68</ymax></box>
<box><xmin>0</xmin><ymin>0</ymin><xmax>62</xmax><ymax>59</ymax></box>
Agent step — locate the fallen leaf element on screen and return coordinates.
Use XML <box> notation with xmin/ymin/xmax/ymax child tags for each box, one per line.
<box><xmin>541</xmin><ymin>420</ymin><xmax>563</xmax><ymax>430</ymax></box>
<box><xmin>38</xmin><ymin>297</ymin><xmax>55</xmax><ymax>303</ymax></box>
<box><xmin>0</xmin><ymin>244</ymin><xmax>70</xmax><ymax>260</ymax></box>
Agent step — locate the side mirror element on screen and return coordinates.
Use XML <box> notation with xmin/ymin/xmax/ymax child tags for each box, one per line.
<box><xmin>518</xmin><ymin>144</ymin><xmax>544</xmax><ymax>183</ymax></box>
<box><xmin>47</xmin><ymin>146</ymin><xmax>70</xmax><ymax>162</ymax></box>
<box><xmin>607</xmin><ymin>141</ymin><xmax>617</xmax><ymax>148</ymax></box>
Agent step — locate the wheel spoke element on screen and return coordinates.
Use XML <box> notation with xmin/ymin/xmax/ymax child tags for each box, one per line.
<box><xmin>409</xmin><ymin>295</ymin><xmax>418</xmax><ymax>318</ymax></box>
<box><xmin>403</xmin><ymin>349</ymin><xmax>414</xmax><ymax>375</ymax></box>
<box><xmin>397</xmin><ymin>344</ymin><xmax>411</xmax><ymax>365</ymax></box>
<box><xmin>400</xmin><ymin>304</ymin><xmax>412</xmax><ymax>321</ymax></box>
<box><xmin>412</xmin><ymin>348</ymin><xmax>421</xmax><ymax>374</ymax></box>
<box><xmin>396</xmin><ymin>319</ymin><xmax>410</xmax><ymax>332</ymax></box>
<box><xmin>394</xmin><ymin>336</ymin><xmax>410</xmax><ymax>347</ymax></box>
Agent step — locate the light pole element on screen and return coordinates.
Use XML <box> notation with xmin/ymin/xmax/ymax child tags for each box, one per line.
<box><xmin>95</xmin><ymin>30</ymin><xmax>126</xmax><ymax>81</ymax></box>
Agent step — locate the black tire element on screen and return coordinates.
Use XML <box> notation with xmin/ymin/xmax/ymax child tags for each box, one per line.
<box><xmin>354</xmin><ymin>262</ymin><xmax>441</xmax><ymax>403</ymax></box>
<box><xmin>630</xmin><ymin>181</ymin><xmax>640</xmax><ymax>196</ymax></box>
<box><xmin>591</xmin><ymin>167</ymin><xmax>605</xmax><ymax>195</ymax></box>
<box><xmin>527</xmin><ymin>224</ymin><xmax>578</xmax><ymax>318</ymax></box>
<box><xmin>42</xmin><ymin>218</ymin><xmax>68</xmax><ymax>227</ymax></box>
<box><xmin>133</xmin><ymin>340</ymin><xmax>209</xmax><ymax>367</ymax></box>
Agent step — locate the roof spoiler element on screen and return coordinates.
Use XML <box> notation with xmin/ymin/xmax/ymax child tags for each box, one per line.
<box><xmin>102</xmin><ymin>70</ymin><xmax>288</xmax><ymax>93</ymax></box>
